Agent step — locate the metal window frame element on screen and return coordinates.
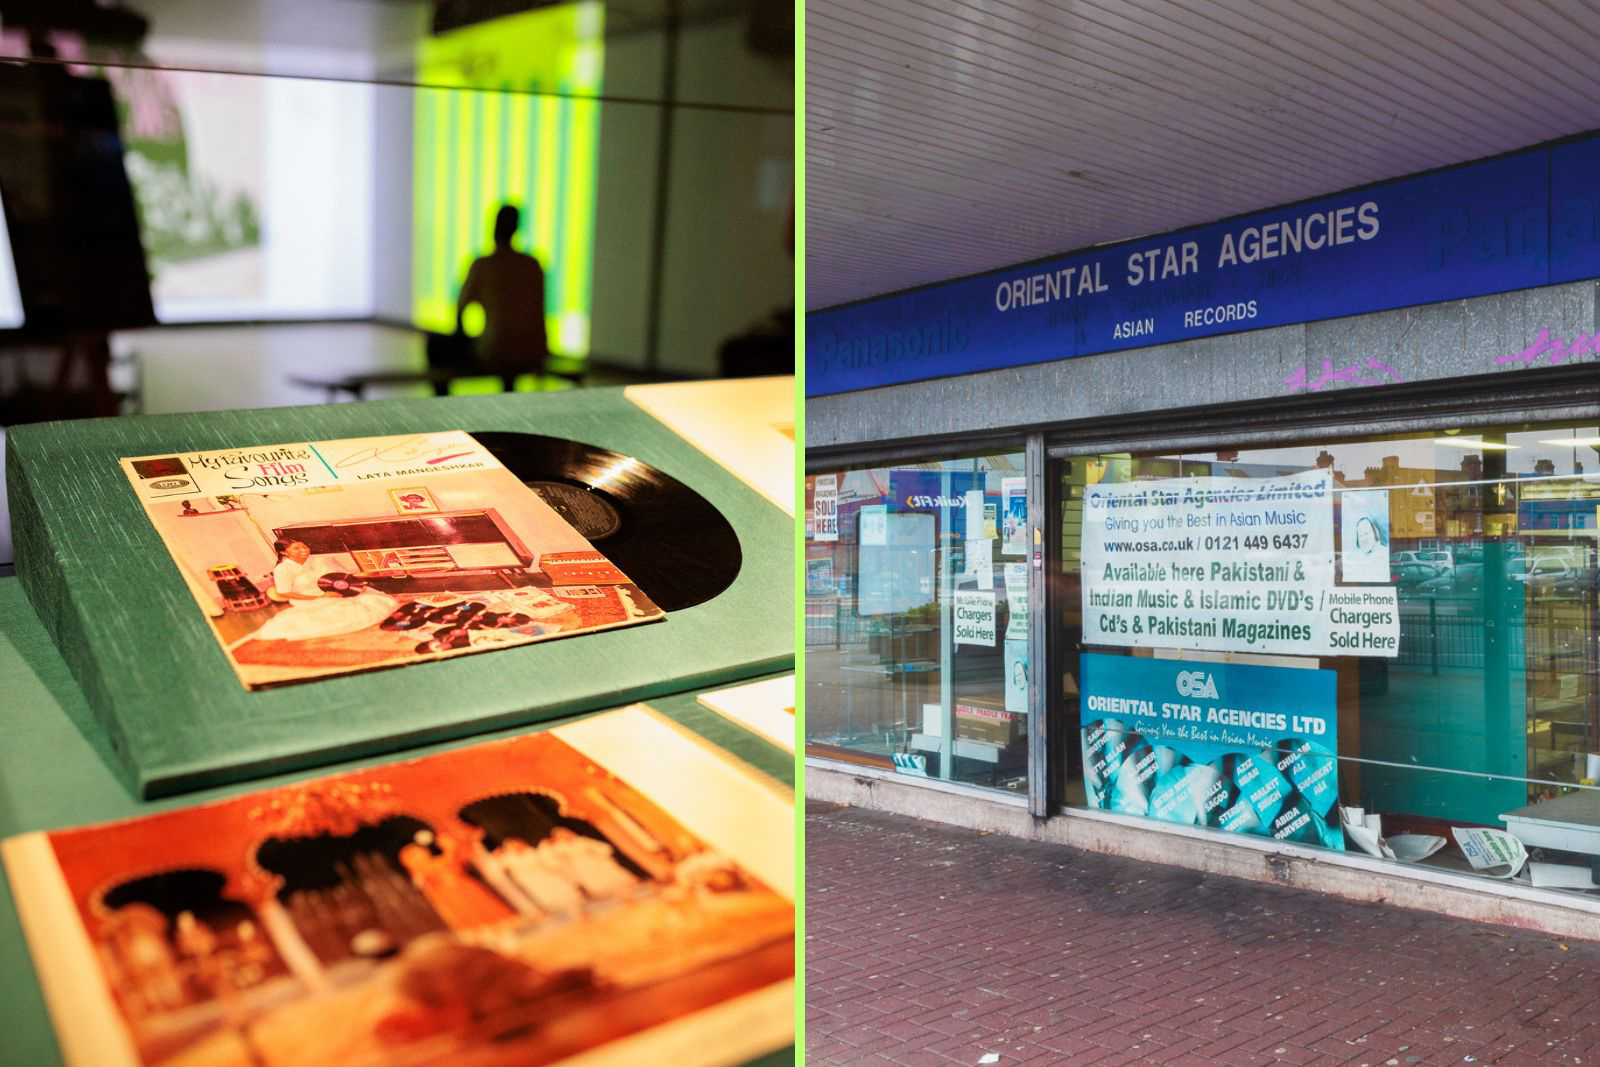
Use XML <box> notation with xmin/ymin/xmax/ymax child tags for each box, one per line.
<box><xmin>803</xmin><ymin>438</ymin><xmax>1036</xmax><ymax>803</ymax></box>
<box><xmin>806</xmin><ymin>357</ymin><xmax>1600</xmax><ymax>822</ymax></box>
<box><xmin>1040</xmin><ymin>360</ymin><xmax>1600</xmax><ymax>460</ymax></box>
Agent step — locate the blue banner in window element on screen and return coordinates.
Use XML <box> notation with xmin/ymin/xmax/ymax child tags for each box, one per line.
<box><xmin>808</xmin><ymin>135</ymin><xmax>1600</xmax><ymax>395</ymax></box>
<box><xmin>886</xmin><ymin>469</ymin><xmax>986</xmax><ymax>513</ymax></box>
<box><xmin>1080</xmin><ymin>652</ymin><xmax>1342</xmax><ymax>850</ymax></box>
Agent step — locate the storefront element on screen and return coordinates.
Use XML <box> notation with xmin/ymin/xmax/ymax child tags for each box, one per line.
<box><xmin>804</xmin><ymin>134</ymin><xmax>1600</xmax><ymax>912</ymax></box>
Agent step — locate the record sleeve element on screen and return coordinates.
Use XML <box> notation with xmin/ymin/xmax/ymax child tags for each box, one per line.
<box><xmin>8</xmin><ymin>388</ymin><xmax>793</xmax><ymax>797</ymax></box>
<box><xmin>118</xmin><ymin>432</ymin><xmax>665</xmax><ymax>689</ymax></box>
<box><xmin>1</xmin><ymin>705</ymin><xmax>795</xmax><ymax>1067</ymax></box>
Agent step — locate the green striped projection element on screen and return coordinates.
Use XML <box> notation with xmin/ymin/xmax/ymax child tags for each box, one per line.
<box><xmin>413</xmin><ymin>2</ymin><xmax>604</xmax><ymax>358</ymax></box>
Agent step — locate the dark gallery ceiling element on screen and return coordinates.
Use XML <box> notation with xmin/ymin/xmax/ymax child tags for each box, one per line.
<box><xmin>805</xmin><ymin>0</ymin><xmax>1600</xmax><ymax>309</ymax></box>
<box><xmin>0</xmin><ymin>0</ymin><xmax>792</xmax><ymax>107</ymax></box>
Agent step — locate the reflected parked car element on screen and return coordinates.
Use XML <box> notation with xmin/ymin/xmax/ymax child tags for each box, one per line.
<box><xmin>1393</xmin><ymin>561</ymin><xmax>1448</xmax><ymax>589</ymax></box>
<box><xmin>1509</xmin><ymin>556</ymin><xmax>1585</xmax><ymax>596</ymax></box>
<box><xmin>1419</xmin><ymin>561</ymin><xmax>1481</xmax><ymax>595</ymax></box>
<box><xmin>1576</xmin><ymin>566</ymin><xmax>1600</xmax><ymax>597</ymax></box>
<box><xmin>1416</xmin><ymin>557</ymin><xmax>1597</xmax><ymax>599</ymax></box>
<box><xmin>1417</xmin><ymin>549</ymin><xmax>1454</xmax><ymax>576</ymax></box>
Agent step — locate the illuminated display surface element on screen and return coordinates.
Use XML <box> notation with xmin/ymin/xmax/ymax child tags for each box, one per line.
<box><xmin>413</xmin><ymin>1</ymin><xmax>605</xmax><ymax>358</ymax></box>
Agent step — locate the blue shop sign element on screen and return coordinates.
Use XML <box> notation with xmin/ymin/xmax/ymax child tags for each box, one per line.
<box><xmin>808</xmin><ymin>133</ymin><xmax>1600</xmax><ymax>396</ymax></box>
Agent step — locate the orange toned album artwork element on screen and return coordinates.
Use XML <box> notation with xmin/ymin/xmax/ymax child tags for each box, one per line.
<box><xmin>1</xmin><ymin>710</ymin><xmax>795</xmax><ymax>1067</ymax></box>
<box><xmin>119</xmin><ymin>433</ymin><xmax>663</xmax><ymax>688</ymax></box>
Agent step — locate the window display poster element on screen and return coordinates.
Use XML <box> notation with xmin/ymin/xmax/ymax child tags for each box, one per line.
<box><xmin>1340</xmin><ymin>489</ymin><xmax>1391</xmax><ymax>583</ymax></box>
<box><xmin>1002</xmin><ymin>477</ymin><xmax>1027</xmax><ymax>556</ymax></box>
<box><xmin>965</xmin><ymin>490</ymin><xmax>986</xmax><ymax>540</ymax></box>
<box><xmin>953</xmin><ymin>590</ymin><xmax>996</xmax><ymax>646</ymax></box>
<box><xmin>1004</xmin><ymin>638</ymin><xmax>1028</xmax><ymax>713</ymax></box>
<box><xmin>1080</xmin><ymin>653</ymin><xmax>1342</xmax><ymax>849</ymax></box>
<box><xmin>1080</xmin><ymin>468</ymin><xmax>1400</xmax><ymax>658</ymax></box>
<box><xmin>813</xmin><ymin>474</ymin><xmax>839</xmax><ymax>541</ymax></box>
<box><xmin>806</xmin><ymin>557</ymin><xmax>834</xmax><ymax>597</ymax></box>
<box><xmin>1004</xmin><ymin>562</ymin><xmax>1028</xmax><ymax>639</ymax></box>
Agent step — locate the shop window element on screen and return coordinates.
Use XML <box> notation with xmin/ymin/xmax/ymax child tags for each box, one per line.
<box><xmin>805</xmin><ymin>452</ymin><xmax>1030</xmax><ymax>794</ymax></box>
<box><xmin>1054</xmin><ymin>421</ymin><xmax>1600</xmax><ymax>886</ymax></box>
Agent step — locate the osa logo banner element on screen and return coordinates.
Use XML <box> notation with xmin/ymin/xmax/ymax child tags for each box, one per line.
<box><xmin>1176</xmin><ymin>670</ymin><xmax>1219</xmax><ymax>698</ymax></box>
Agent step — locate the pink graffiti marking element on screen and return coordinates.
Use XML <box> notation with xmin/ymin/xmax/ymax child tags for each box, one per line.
<box><xmin>1283</xmin><ymin>357</ymin><xmax>1407</xmax><ymax>395</ymax></box>
<box><xmin>1495</xmin><ymin>328</ymin><xmax>1596</xmax><ymax>367</ymax></box>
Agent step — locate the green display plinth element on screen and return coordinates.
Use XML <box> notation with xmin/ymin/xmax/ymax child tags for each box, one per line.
<box><xmin>0</xmin><ymin>577</ymin><xmax>794</xmax><ymax>1067</ymax></box>
<box><xmin>7</xmin><ymin>389</ymin><xmax>792</xmax><ymax>797</ymax></box>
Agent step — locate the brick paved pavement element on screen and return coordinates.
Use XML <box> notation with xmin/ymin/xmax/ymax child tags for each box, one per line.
<box><xmin>806</xmin><ymin>802</ymin><xmax>1600</xmax><ymax>1066</ymax></box>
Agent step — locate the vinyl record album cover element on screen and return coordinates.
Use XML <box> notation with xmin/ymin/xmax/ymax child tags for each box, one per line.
<box><xmin>9</xmin><ymin>389</ymin><xmax>791</xmax><ymax>797</ymax></box>
<box><xmin>118</xmin><ymin>432</ymin><xmax>665</xmax><ymax>688</ymax></box>
<box><xmin>1</xmin><ymin>706</ymin><xmax>795</xmax><ymax>1067</ymax></box>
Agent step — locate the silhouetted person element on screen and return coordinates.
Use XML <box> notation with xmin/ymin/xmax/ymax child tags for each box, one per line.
<box><xmin>455</xmin><ymin>204</ymin><xmax>549</xmax><ymax>392</ymax></box>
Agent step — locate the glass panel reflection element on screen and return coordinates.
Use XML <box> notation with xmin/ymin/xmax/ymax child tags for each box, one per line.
<box><xmin>1054</xmin><ymin>418</ymin><xmax>1600</xmax><ymax>887</ymax></box>
<box><xmin>806</xmin><ymin>452</ymin><xmax>1030</xmax><ymax>795</ymax></box>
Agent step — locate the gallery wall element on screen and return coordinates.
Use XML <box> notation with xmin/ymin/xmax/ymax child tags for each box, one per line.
<box><xmin>0</xmin><ymin>2</ymin><xmax>793</xmax><ymax>380</ymax></box>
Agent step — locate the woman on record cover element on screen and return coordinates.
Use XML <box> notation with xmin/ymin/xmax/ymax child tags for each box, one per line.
<box><xmin>252</xmin><ymin>538</ymin><xmax>399</xmax><ymax>641</ymax></box>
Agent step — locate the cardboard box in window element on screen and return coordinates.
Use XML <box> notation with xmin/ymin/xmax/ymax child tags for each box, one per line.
<box><xmin>955</xmin><ymin>698</ymin><xmax>1024</xmax><ymax>746</ymax></box>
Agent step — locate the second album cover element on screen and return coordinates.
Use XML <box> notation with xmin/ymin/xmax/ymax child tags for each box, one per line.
<box><xmin>3</xmin><ymin>706</ymin><xmax>796</xmax><ymax>1067</ymax></box>
<box><xmin>118</xmin><ymin>431</ymin><xmax>665</xmax><ymax>689</ymax></box>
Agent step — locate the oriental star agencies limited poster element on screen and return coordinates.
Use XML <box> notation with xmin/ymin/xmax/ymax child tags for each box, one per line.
<box><xmin>1081</xmin><ymin>653</ymin><xmax>1342</xmax><ymax>849</ymax></box>
<box><xmin>1080</xmin><ymin>468</ymin><xmax>1399</xmax><ymax>657</ymax></box>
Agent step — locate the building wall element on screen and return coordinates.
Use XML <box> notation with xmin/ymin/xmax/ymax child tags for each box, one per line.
<box><xmin>371</xmin><ymin>82</ymin><xmax>414</xmax><ymax>323</ymax></box>
<box><xmin>592</xmin><ymin>17</ymin><xmax>792</xmax><ymax>376</ymax></box>
<box><xmin>807</xmin><ymin>281</ymin><xmax>1600</xmax><ymax>451</ymax></box>
<box><xmin>588</xmin><ymin>29</ymin><xmax>662</xmax><ymax>365</ymax></box>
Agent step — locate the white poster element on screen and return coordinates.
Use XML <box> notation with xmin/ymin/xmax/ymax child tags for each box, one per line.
<box><xmin>1004</xmin><ymin>638</ymin><xmax>1028</xmax><ymax>713</ymax></box>
<box><xmin>968</xmin><ymin>539</ymin><xmax>994</xmax><ymax>589</ymax></box>
<box><xmin>1340</xmin><ymin>489</ymin><xmax>1391</xmax><ymax>583</ymax></box>
<box><xmin>964</xmin><ymin>489</ymin><xmax>986</xmax><ymax>541</ymax></box>
<box><xmin>953</xmin><ymin>590</ymin><xmax>996</xmax><ymax>647</ymax></box>
<box><xmin>1001</xmin><ymin>477</ymin><xmax>1027</xmax><ymax>556</ymax></box>
<box><xmin>1080</xmin><ymin>469</ymin><xmax>1399</xmax><ymax>657</ymax></box>
<box><xmin>813</xmin><ymin>474</ymin><xmax>838</xmax><ymax>542</ymax></box>
<box><xmin>1451</xmin><ymin>826</ymin><xmax>1528</xmax><ymax>879</ymax></box>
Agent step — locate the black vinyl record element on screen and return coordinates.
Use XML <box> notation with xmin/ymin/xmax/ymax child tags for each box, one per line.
<box><xmin>316</xmin><ymin>572</ymin><xmax>367</xmax><ymax>597</ymax></box>
<box><xmin>472</xmin><ymin>432</ymin><xmax>741</xmax><ymax>611</ymax></box>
